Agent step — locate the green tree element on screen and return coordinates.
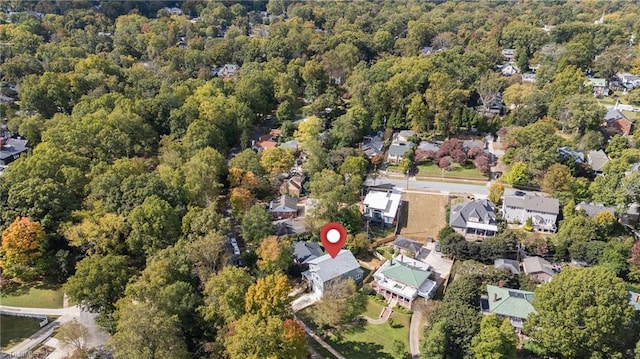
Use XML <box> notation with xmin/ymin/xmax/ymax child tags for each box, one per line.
<box><xmin>110</xmin><ymin>302</ymin><xmax>189</xmax><ymax>359</ymax></box>
<box><xmin>606</xmin><ymin>135</ymin><xmax>629</xmax><ymax>159</ymax></box>
<box><xmin>58</xmin><ymin>320</ymin><xmax>90</xmax><ymax>351</ymax></box>
<box><xmin>526</xmin><ymin>267</ymin><xmax>636</xmax><ymax>358</ymax></box>
<box><xmin>224</xmin><ymin>314</ymin><xmax>307</xmax><ymax>359</ymax></box>
<box><xmin>425</xmin><ymin>72</ymin><xmax>470</xmax><ymax>136</ymax></box>
<box><xmin>126</xmin><ymin>196</ymin><xmax>180</xmax><ymax>258</ymax></box>
<box><xmin>276</xmin><ymin>100</ymin><xmax>295</xmax><ymax>123</ymax></box>
<box><xmin>339</xmin><ymin>156</ymin><xmax>368</xmax><ymax>178</ymax></box>
<box><xmin>310</xmin><ymin>279</ymin><xmax>366</xmax><ymax>329</ymax></box>
<box><xmin>241</xmin><ymin>204</ymin><xmax>274</xmax><ymax>246</ymax></box>
<box><xmin>65</xmin><ymin>213</ymin><xmax>129</xmax><ymax>256</ymax></box>
<box><xmin>470</xmin><ymin>314</ymin><xmax>517</xmax><ymax>359</ymax></box>
<box><xmin>407</xmin><ymin>93</ymin><xmax>430</xmax><ymax>133</ymax></box>
<box><xmin>421</xmin><ymin>320</ymin><xmax>447</xmax><ymax>359</ymax></box>
<box><xmin>488</xmin><ymin>183</ymin><xmax>505</xmax><ymax>205</ymax></box>
<box><xmin>502</xmin><ymin>162</ymin><xmax>531</xmax><ymax>186</ymax></box>
<box><xmin>541</xmin><ymin>163</ymin><xmax>574</xmax><ymax>195</ymax></box>
<box><xmin>259</xmin><ymin>147</ymin><xmax>296</xmax><ymax>176</ymax></box>
<box><xmin>65</xmin><ymin>254</ymin><xmax>136</xmax><ymax>317</ymax></box>
<box><xmin>201</xmin><ymin>266</ymin><xmax>254</xmax><ymax>325</ymax></box>
<box><xmin>183</xmin><ymin>147</ymin><xmax>227</xmax><ymax>206</ymax></box>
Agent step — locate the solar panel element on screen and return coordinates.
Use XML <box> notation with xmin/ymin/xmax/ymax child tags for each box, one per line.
<box><xmin>508</xmin><ymin>291</ymin><xmax>525</xmax><ymax>299</ymax></box>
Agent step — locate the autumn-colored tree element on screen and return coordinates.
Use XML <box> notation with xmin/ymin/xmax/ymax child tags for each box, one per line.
<box><xmin>228</xmin><ymin>167</ymin><xmax>245</xmax><ymax>188</ymax></box>
<box><xmin>281</xmin><ymin>319</ymin><xmax>308</xmax><ymax>358</ymax></box>
<box><xmin>256</xmin><ymin>236</ymin><xmax>293</xmax><ymax>275</ymax></box>
<box><xmin>224</xmin><ymin>314</ymin><xmax>307</xmax><ymax>359</ymax></box>
<box><xmin>488</xmin><ymin>183</ymin><xmax>505</xmax><ymax>205</ymax></box>
<box><xmin>0</xmin><ymin>217</ymin><xmax>46</xmax><ymax>280</ymax></box>
<box><xmin>245</xmin><ymin>273</ymin><xmax>291</xmax><ymax>320</ymax></box>
<box><xmin>230</xmin><ymin>187</ymin><xmax>254</xmax><ymax>217</ymax></box>
<box><xmin>260</xmin><ymin>147</ymin><xmax>295</xmax><ymax>176</ymax></box>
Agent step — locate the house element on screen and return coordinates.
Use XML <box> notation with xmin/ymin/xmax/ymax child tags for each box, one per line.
<box><xmin>302</xmin><ymin>250</ymin><xmax>364</xmax><ymax>296</ymax></box>
<box><xmin>463</xmin><ymin>140</ymin><xmax>485</xmax><ymax>151</ymax></box>
<box><xmin>521</xmin><ymin>73</ymin><xmax>536</xmax><ymax>83</ymax></box>
<box><xmin>619</xmin><ymin>73</ymin><xmax>640</xmax><ymax>89</ymax></box>
<box><xmin>587</xmin><ymin>150</ymin><xmax>609</xmax><ymax>175</ymax></box>
<box><xmin>363</xmin><ymin>190</ymin><xmax>402</xmax><ymax>226</ymax></box>
<box><xmin>278</xmin><ymin>139</ymin><xmax>300</xmax><ymax>151</ymax></box>
<box><xmin>362</xmin><ymin>134</ymin><xmax>385</xmax><ymax>159</ymax></box>
<box><xmin>274</xmin><ymin>218</ymin><xmax>309</xmax><ymax>237</ymax></box>
<box><xmin>494</xmin><ymin>259</ymin><xmax>521</xmax><ymax>275</ymax></box>
<box><xmin>372</xmin><ymin>256</ymin><xmax>437</xmax><ymax>308</ymax></box>
<box><xmin>522</xmin><ymin>256</ymin><xmax>555</xmax><ymax>282</ymax></box>
<box><xmin>480</xmin><ymin>285</ymin><xmax>536</xmax><ymax>331</ymax></box>
<box><xmin>420</xmin><ymin>46</ymin><xmax>434</xmax><ymax>56</ymax></box>
<box><xmin>0</xmin><ymin>137</ymin><xmax>28</xmax><ymax>166</ymax></box>
<box><xmin>394</xmin><ymin>130</ymin><xmax>415</xmax><ymax>143</ymax></box>
<box><xmin>502</xmin><ymin>194</ymin><xmax>560</xmax><ymax>232</ymax></box>
<box><xmin>449</xmin><ymin>200</ymin><xmax>499</xmax><ymax>238</ymax></box>
<box><xmin>557</xmin><ymin>146</ymin><xmax>585</xmax><ymax>164</ymax></box>
<box><xmin>418</xmin><ymin>141</ymin><xmax>440</xmax><ymax>153</ymax></box>
<box><xmin>630</xmin><ymin>291</ymin><xmax>640</xmax><ymax>311</ymax></box>
<box><xmin>391</xmin><ymin>236</ymin><xmax>429</xmax><ymax>260</ymax></box>
<box><xmin>586</xmin><ymin>78</ymin><xmax>609</xmax><ymax>96</ymax></box>
<box><xmin>387</xmin><ymin>142</ymin><xmax>415</xmax><ymax>164</ymax></box>
<box><xmin>500</xmin><ymin>63</ymin><xmax>519</xmax><ymax>76</ymax></box>
<box><xmin>502</xmin><ymin>49</ymin><xmax>516</xmax><ymax>61</ymax></box>
<box><xmin>280</xmin><ymin>174</ymin><xmax>305</xmax><ymax>197</ymax></box>
<box><xmin>575</xmin><ymin>202</ymin><xmax>616</xmax><ymax>218</ymax></box>
<box><xmin>0</xmin><ymin>95</ymin><xmax>14</xmax><ymax>104</ymax></box>
<box><xmin>268</xmin><ymin>195</ymin><xmax>298</xmax><ymax>219</ymax></box>
<box><xmin>218</xmin><ymin>64</ymin><xmax>239</xmax><ymax>79</ymax></box>
<box><xmin>163</xmin><ymin>6</ymin><xmax>183</xmax><ymax>16</ymax></box>
<box><xmin>603</xmin><ymin>109</ymin><xmax>633</xmax><ymax>136</ymax></box>
<box><xmin>292</xmin><ymin>241</ymin><xmax>324</xmax><ymax>265</ymax></box>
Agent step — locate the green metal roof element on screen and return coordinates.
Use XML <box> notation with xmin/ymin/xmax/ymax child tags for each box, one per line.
<box><xmin>380</xmin><ymin>260</ymin><xmax>431</xmax><ymax>288</ymax></box>
<box><xmin>486</xmin><ymin>285</ymin><xmax>536</xmax><ymax>320</ymax></box>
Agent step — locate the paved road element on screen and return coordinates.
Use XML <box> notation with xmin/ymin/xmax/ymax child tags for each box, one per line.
<box><xmin>409</xmin><ymin>310</ymin><xmax>423</xmax><ymax>358</ymax></box>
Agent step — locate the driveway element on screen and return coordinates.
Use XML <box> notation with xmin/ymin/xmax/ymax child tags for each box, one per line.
<box><xmin>292</xmin><ymin>292</ymin><xmax>321</xmax><ymax>312</ymax></box>
<box><xmin>409</xmin><ymin>310</ymin><xmax>423</xmax><ymax>358</ymax></box>
<box><xmin>421</xmin><ymin>242</ymin><xmax>454</xmax><ymax>286</ymax></box>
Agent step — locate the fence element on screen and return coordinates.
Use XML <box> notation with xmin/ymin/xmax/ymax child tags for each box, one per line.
<box><xmin>0</xmin><ymin>311</ymin><xmax>48</xmax><ymax>327</ymax></box>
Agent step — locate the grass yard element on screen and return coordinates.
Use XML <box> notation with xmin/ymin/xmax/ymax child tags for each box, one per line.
<box><xmin>325</xmin><ymin>311</ymin><xmax>411</xmax><ymax>359</ymax></box>
<box><xmin>363</xmin><ymin>296</ymin><xmax>386</xmax><ymax>319</ymax></box>
<box><xmin>416</xmin><ymin>162</ymin><xmax>487</xmax><ymax>180</ymax></box>
<box><xmin>0</xmin><ymin>315</ymin><xmax>42</xmax><ymax>349</ymax></box>
<box><xmin>1</xmin><ymin>282</ymin><xmax>64</xmax><ymax>308</ymax></box>
<box><xmin>398</xmin><ymin>192</ymin><xmax>449</xmax><ymax>239</ymax></box>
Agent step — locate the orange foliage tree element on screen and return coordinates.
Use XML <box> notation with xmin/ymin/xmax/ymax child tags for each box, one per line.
<box><xmin>1</xmin><ymin>216</ymin><xmax>46</xmax><ymax>280</ymax></box>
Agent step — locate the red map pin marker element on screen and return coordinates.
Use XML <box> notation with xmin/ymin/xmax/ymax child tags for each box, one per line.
<box><xmin>320</xmin><ymin>222</ymin><xmax>347</xmax><ymax>259</ymax></box>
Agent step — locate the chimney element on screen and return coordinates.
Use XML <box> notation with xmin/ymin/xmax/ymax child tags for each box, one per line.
<box><xmin>498</xmin><ymin>280</ymin><xmax>505</xmax><ymax>288</ymax></box>
<box><xmin>634</xmin><ymin>294</ymin><xmax>639</xmax><ymax>302</ymax></box>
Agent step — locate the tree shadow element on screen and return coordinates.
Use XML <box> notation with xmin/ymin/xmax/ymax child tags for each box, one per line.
<box><xmin>330</xmin><ymin>339</ymin><xmax>394</xmax><ymax>359</ymax></box>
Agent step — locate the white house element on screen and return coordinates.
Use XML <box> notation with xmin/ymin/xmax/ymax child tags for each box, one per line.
<box><xmin>502</xmin><ymin>194</ymin><xmax>560</xmax><ymax>232</ymax></box>
<box><xmin>302</xmin><ymin>250</ymin><xmax>364</xmax><ymax>296</ymax></box>
<box><xmin>372</xmin><ymin>255</ymin><xmax>437</xmax><ymax>308</ymax></box>
<box><xmin>363</xmin><ymin>190</ymin><xmax>402</xmax><ymax>226</ymax></box>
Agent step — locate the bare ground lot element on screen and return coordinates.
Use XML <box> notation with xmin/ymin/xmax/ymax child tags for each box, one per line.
<box><xmin>397</xmin><ymin>192</ymin><xmax>449</xmax><ymax>240</ymax></box>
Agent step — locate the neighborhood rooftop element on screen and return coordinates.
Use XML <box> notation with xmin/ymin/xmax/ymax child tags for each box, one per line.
<box><xmin>305</xmin><ymin>250</ymin><xmax>361</xmax><ymax>283</ymax></box>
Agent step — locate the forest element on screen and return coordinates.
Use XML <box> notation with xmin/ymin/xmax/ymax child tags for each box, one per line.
<box><xmin>1</xmin><ymin>0</ymin><xmax>640</xmax><ymax>358</ymax></box>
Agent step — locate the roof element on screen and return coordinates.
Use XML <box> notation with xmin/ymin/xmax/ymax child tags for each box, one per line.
<box><xmin>463</xmin><ymin>140</ymin><xmax>484</xmax><ymax>150</ymax></box>
<box><xmin>292</xmin><ymin>241</ymin><xmax>324</xmax><ymax>263</ymax></box>
<box><xmin>418</xmin><ymin>141</ymin><xmax>440</xmax><ymax>152</ymax></box>
<box><xmin>0</xmin><ymin>138</ymin><xmax>29</xmax><ymax>161</ymax></box>
<box><xmin>450</xmin><ymin>199</ymin><xmax>498</xmax><ymax>229</ymax></box>
<box><xmin>522</xmin><ymin>256</ymin><xmax>554</xmax><ymax>277</ymax></box>
<box><xmin>612</xmin><ymin>118</ymin><xmax>633</xmax><ymax>135</ymax></box>
<box><xmin>503</xmin><ymin>194</ymin><xmax>559</xmax><ymax>215</ymax></box>
<box><xmin>388</xmin><ymin>142</ymin><xmax>415</xmax><ymax>157</ymax></box>
<box><xmin>588</xmin><ymin>150</ymin><xmax>609</xmax><ymax>172</ymax></box>
<box><xmin>397</xmin><ymin>130</ymin><xmax>415</xmax><ymax>140</ymax></box>
<box><xmin>605</xmin><ymin>108</ymin><xmax>627</xmax><ymax>122</ymax></box>
<box><xmin>377</xmin><ymin>259</ymin><xmax>432</xmax><ymax>288</ymax></box>
<box><xmin>269</xmin><ymin>195</ymin><xmax>298</xmax><ymax>212</ymax></box>
<box><xmin>557</xmin><ymin>147</ymin><xmax>585</xmax><ymax>163</ymax></box>
<box><xmin>575</xmin><ymin>202</ymin><xmax>616</xmax><ymax>218</ymax></box>
<box><xmin>630</xmin><ymin>291</ymin><xmax>640</xmax><ymax>311</ymax></box>
<box><xmin>587</xmin><ymin>78</ymin><xmax>607</xmax><ymax>87</ymax></box>
<box><xmin>286</xmin><ymin>174</ymin><xmax>305</xmax><ymax>190</ymax></box>
<box><xmin>494</xmin><ymin>259</ymin><xmax>521</xmax><ymax>275</ymax></box>
<box><xmin>363</xmin><ymin>191</ymin><xmax>402</xmax><ymax>218</ymax></box>
<box><xmin>306</xmin><ymin>250</ymin><xmax>362</xmax><ymax>283</ymax></box>
<box><xmin>392</xmin><ymin>236</ymin><xmax>424</xmax><ymax>253</ymax></box>
<box><xmin>274</xmin><ymin>218</ymin><xmax>309</xmax><ymax>236</ymax></box>
<box><xmin>486</xmin><ymin>285</ymin><xmax>536</xmax><ymax>320</ymax></box>
<box><xmin>278</xmin><ymin>140</ymin><xmax>299</xmax><ymax>150</ymax></box>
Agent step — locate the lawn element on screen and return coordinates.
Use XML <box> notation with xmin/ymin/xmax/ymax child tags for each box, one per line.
<box><xmin>398</xmin><ymin>192</ymin><xmax>449</xmax><ymax>239</ymax></box>
<box><xmin>0</xmin><ymin>315</ymin><xmax>42</xmax><ymax>349</ymax></box>
<box><xmin>1</xmin><ymin>282</ymin><xmax>64</xmax><ymax>308</ymax></box>
<box><xmin>417</xmin><ymin>162</ymin><xmax>487</xmax><ymax>180</ymax></box>
<box><xmin>325</xmin><ymin>310</ymin><xmax>411</xmax><ymax>359</ymax></box>
<box><xmin>363</xmin><ymin>296</ymin><xmax>386</xmax><ymax>319</ymax></box>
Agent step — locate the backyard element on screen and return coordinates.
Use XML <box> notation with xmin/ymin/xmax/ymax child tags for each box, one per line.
<box><xmin>398</xmin><ymin>192</ymin><xmax>449</xmax><ymax>240</ymax></box>
<box><xmin>0</xmin><ymin>315</ymin><xmax>42</xmax><ymax>349</ymax></box>
<box><xmin>416</xmin><ymin>162</ymin><xmax>487</xmax><ymax>180</ymax></box>
<box><xmin>1</xmin><ymin>282</ymin><xmax>64</xmax><ymax>308</ymax></box>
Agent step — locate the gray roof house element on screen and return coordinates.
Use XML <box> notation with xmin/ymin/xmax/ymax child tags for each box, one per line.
<box><xmin>575</xmin><ymin>202</ymin><xmax>616</xmax><ymax>218</ymax></box>
<box><xmin>630</xmin><ymin>291</ymin><xmax>640</xmax><ymax>311</ymax></box>
<box><xmin>362</xmin><ymin>134</ymin><xmax>384</xmax><ymax>159</ymax></box>
<box><xmin>0</xmin><ymin>137</ymin><xmax>28</xmax><ymax>166</ymax></box>
<box><xmin>522</xmin><ymin>256</ymin><xmax>554</xmax><ymax>283</ymax></box>
<box><xmin>387</xmin><ymin>142</ymin><xmax>415</xmax><ymax>165</ymax></box>
<box><xmin>293</xmin><ymin>241</ymin><xmax>324</xmax><ymax>264</ymax></box>
<box><xmin>502</xmin><ymin>194</ymin><xmax>560</xmax><ymax>232</ymax></box>
<box><xmin>557</xmin><ymin>147</ymin><xmax>584</xmax><ymax>164</ymax></box>
<box><xmin>274</xmin><ymin>218</ymin><xmax>309</xmax><ymax>237</ymax></box>
<box><xmin>587</xmin><ymin>150</ymin><xmax>609</xmax><ymax>175</ymax></box>
<box><xmin>494</xmin><ymin>259</ymin><xmax>521</xmax><ymax>275</ymax></box>
<box><xmin>268</xmin><ymin>195</ymin><xmax>298</xmax><ymax>219</ymax></box>
<box><xmin>391</xmin><ymin>236</ymin><xmax>429</xmax><ymax>260</ymax></box>
<box><xmin>302</xmin><ymin>250</ymin><xmax>364</xmax><ymax>296</ymax></box>
<box><xmin>450</xmin><ymin>200</ymin><xmax>498</xmax><ymax>238</ymax></box>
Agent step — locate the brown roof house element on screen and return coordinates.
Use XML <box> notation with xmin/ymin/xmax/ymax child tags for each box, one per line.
<box><xmin>522</xmin><ymin>256</ymin><xmax>555</xmax><ymax>283</ymax></box>
<box><xmin>280</xmin><ymin>174</ymin><xmax>305</xmax><ymax>197</ymax></box>
<box><xmin>603</xmin><ymin>109</ymin><xmax>634</xmax><ymax>136</ymax></box>
<box><xmin>268</xmin><ymin>195</ymin><xmax>298</xmax><ymax>220</ymax></box>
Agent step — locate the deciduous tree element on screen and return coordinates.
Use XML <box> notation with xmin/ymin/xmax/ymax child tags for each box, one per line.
<box><xmin>470</xmin><ymin>314</ymin><xmax>517</xmax><ymax>359</ymax></box>
<box><xmin>245</xmin><ymin>273</ymin><xmax>291</xmax><ymax>320</ymax></box>
<box><xmin>311</xmin><ymin>279</ymin><xmax>366</xmax><ymax>329</ymax></box>
<box><xmin>256</xmin><ymin>236</ymin><xmax>293</xmax><ymax>275</ymax></box>
<box><xmin>0</xmin><ymin>217</ymin><xmax>46</xmax><ymax>280</ymax></box>
<box><xmin>201</xmin><ymin>266</ymin><xmax>254</xmax><ymax>325</ymax></box>
<box><xmin>241</xmin><ymin>204</ymin><xmax>274</xmax><ymax>246</ymax></box>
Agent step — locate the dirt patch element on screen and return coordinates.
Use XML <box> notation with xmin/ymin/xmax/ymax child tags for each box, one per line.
<box><xmin>398</xmin><ymin>192</ymin><xmax>449</xmax><ymax>240</ymax></box>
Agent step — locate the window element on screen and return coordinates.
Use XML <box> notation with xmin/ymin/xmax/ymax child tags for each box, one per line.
<box><xmin>355</xmin><ymin>272</ymin><xmax>362</xmax><ymax>280</ymax></box>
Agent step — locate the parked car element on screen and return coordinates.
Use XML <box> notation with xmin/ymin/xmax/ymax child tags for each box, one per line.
<box><xmin>230</xmin><ymin>237</ymin><xmax>238</xmax><ymax>245</ymax></box>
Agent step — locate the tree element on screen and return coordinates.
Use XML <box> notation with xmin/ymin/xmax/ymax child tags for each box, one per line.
<box><xmin>407</xmin><ymin>94</ymin><xmax>430</xmax><ymax>133</ymax></box>
<box><xmin>58</xmin><ymin>320</ymin><xmax>90</xmax><ymax>350</ymax></box>
<box><xmin>488</xmin><ymin>183</ymin><xmax>505</xmax><ymax>205</ymax></box>
<box><xmin>502</xmin><ymin>162</ymin><xmax>530</xmax><ymax>186</ymax></box>
<box><xmin>339</xmin><ymin>156</ymin><xmax>369</xmax><ymax>178</ymax></box>
<box><xmin>65</xmin><ymin>213</ymin><xmax>129</xmax><ymax>256</ymax></box>
<box><xmin>259</xmin><ymin>147</ymin><xmax>296</xmax><ymax>176</ymax></box>
<box><xmin>230</xmin><ymin>187</ymin><xmax>254</xmax><ymax>217</ymax></box>
<box><xmin>201</xmin><ymin>266</ymin><xmax>254</xmax><ymax>325</ymax></box>
<box><xmin>65</xmin><ymin>254</ymin><xmax>136</xmax><ymax>316</ymax></box>
<box><xmin>0</xmin><ymin>217</ymin><xmax>46</xmax><ymax>281</ymax></box>
<box><xmin>241</xmin><ymin>204</ymin><xmax>274</xmax><ymax>246</ymax></box>
<box><xmin>475</xmin><ymin>71</ymin><xmax>505</xmax><ymax>112</ymax></box>
<box><xmin>526</xmin><ymin>267</ymin><xmax>636</xmax><ymax>358</ymax></box>
<box><xmin>422</xmin><ymin>320</ymin><xmax>447</xmax><ymax>359</ymax></box>
<box><xmin>245</xmin><ymin>273</ymin><xmax>291</xmax><ymax>320</ymax></box>
<box><xmin>425</xmin><ymin>72</ymin><xmax>470</xmax><ymax>136</ymax></box>
<box><xmin>311</xmin><ymin>279</ymin><xmax>366</xmax><ymax>328</ymax></box>
<box><xmin>474</xmin><ymin>155</ymin><xmax>491</xmax><ymax>174</ymax></box>
<box><xmin>110</xmin><ymin>302</ymin><xmax>189</xmax><ymax>359</ymax></box>
<box><xmin>276</xmin><ymin>100</ymin><xmax>295</xmax><ymax>123</ymax></box>
<box><xmin>126</xmin><ymin>196</ymin><xmax>180</xmax><ymax>258</ymax></box>
<box><xmin>541</xmin><ymin>164</ymin><xmax>574</xmax><ymax>195</ymax></box>
<box><xmin>606</xmin><ymin>135</ymin><xmax>629</xmax><ymax>159</ymax></box>
<box><xmin>224</xmin><ymin>314</ymin><xmax>307</xmax><ymax>359</ymax></box>
<box><xmin>470</xmin><ymin>314</ymin><xmax>517</xmax><ymax>359</ymax></box>
<box><xmin>392</xmin><ymin>339</ymin><xmax>408</xmax><ymax>359</ymax></box>
<box><xmin>256</xmin><ymin>236</ymin><xmax>293</xmax><ymax>275</ymax></box>
<box><xmin>183</xmin><ymin>147</ymin><xmax>227</xmax><ymax>206</ymax></box>
<box><xmin>502</xmin><ymin>83</ymin><xmax>535</xmax><ymax>111</ymax></box>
